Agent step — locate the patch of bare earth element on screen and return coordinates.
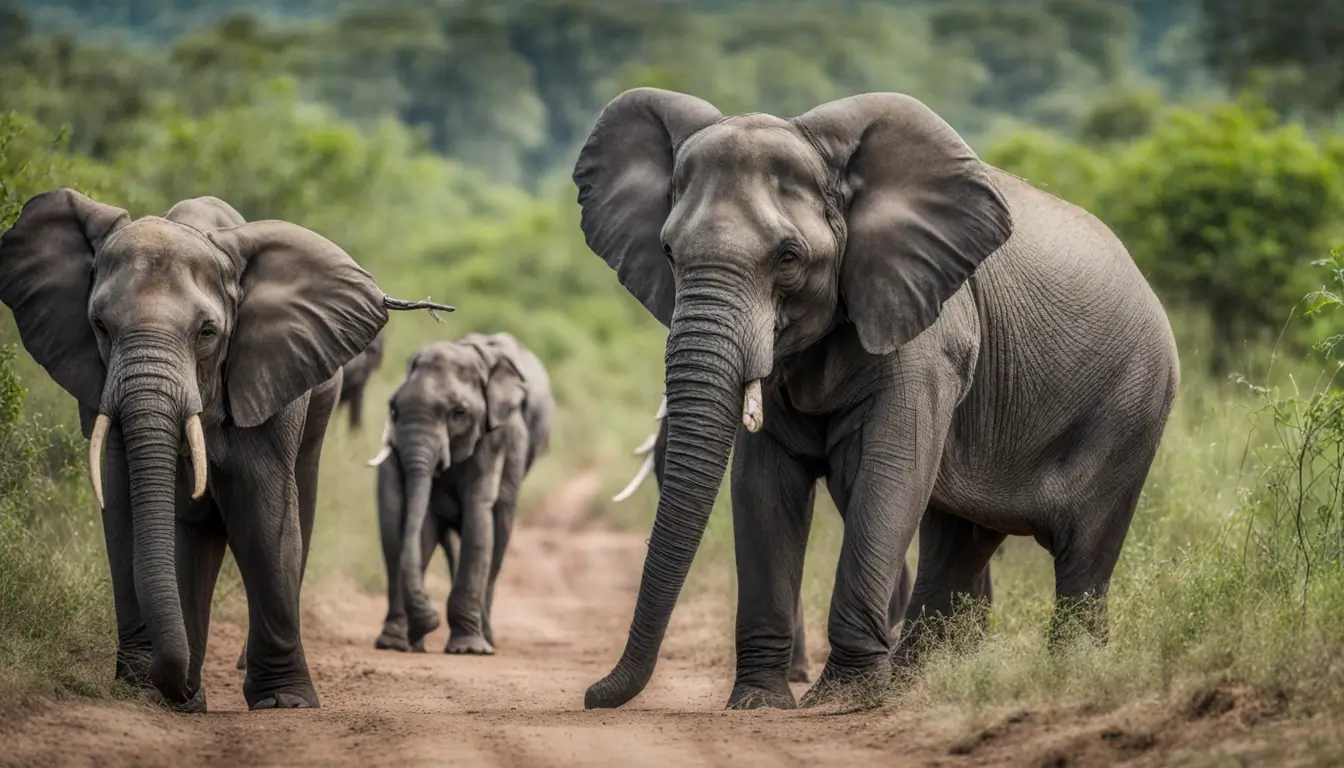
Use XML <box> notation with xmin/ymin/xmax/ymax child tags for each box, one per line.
<box><xmin>3</xmin><ymin>474</ymin><xmax>1340</xmax><ymax>766</ymax></box>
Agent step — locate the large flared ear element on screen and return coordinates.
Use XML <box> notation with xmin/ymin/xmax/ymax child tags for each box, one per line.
<box><xmin>573</xmin><ymin>87</ymin><xmax>723</xmax><ymax>327</ymax></box>
<box><xmin>0</xmin><ymin>188</ymin><xmax>129</xmax><ymax>414</ymax></box>
<box><xmin>209</xmin><ymin>221</ymin><xmax>388</xmax><ymax>428</ymax></box>
<box><xmin>164</xmin><ymin>196</ymin><xmax>246</xmax><ymax>231</ymax></box>
<box><xmin>792</xmin><ymin>93</ymin><xmax>1013</xmax><ymax>355</ymax></box>
<box><xmin>461</xmin><ymin>334</ymin><xmax>528</xmax><ymax>430</ymax></box>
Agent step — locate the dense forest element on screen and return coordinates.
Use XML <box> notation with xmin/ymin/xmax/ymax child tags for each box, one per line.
<box><xmin>3</xmin><ymin>1</ymin><xmax>1344</xmax><ymax>757</ymax></box>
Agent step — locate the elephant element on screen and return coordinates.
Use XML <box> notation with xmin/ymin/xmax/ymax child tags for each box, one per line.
<box><xmin>572</xmin><ymin>88</ymin><xmax>1180</xmax><ymax>711</ymax></box>
<box><xmin>336</xmin><ymin>329</ymin><xmax>385</xmax><ymax>431</ymax></box>
<box><xmin>611</xmin><ymin>395</ymin><xmax>913</xmax><ymax>686</ymax></box>
<box><xmin>0</xmin><ymin>189</ymin><xmax>449</xmax><ymax>712</ymax></box>
<box><xmin>367</xmin><ymin>332</ymin><xmax>553</xmax><ymax>655</ymax></box>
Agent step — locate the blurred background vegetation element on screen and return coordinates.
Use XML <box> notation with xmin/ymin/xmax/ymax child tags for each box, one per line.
<box><xmin>3</xmin><ymin>0</ymin><xmax>1344</xmax><ymax>734</ymax></box>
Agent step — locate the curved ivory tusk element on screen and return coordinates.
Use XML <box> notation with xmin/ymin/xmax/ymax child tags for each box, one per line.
<box><xmin>742</xmin><ymin>379</ymin><xmax>764</xmax><ymax>433</ymax></box>
<box><xmin>632</xmin><ymin>395</ymin><xmax>667</xmax><ymax>455</ymax></box>
<box><xmin>185</xmin><ymin>414</ymin><xmax>208</xmax><ymax>500</ymax></box>
<box><xmin>367</xmin><ymin>415</ymin><xmax>395</xmax><ymax>467</ymax></box>
<box><xmin>612</xmin><ymin>451</ymin><xmax>656</xmax><ymax>503</ymax></box>
<box><xmin>89</xmin><ymin>414</ymin><xmax>111</xmax><ymax>509</ymax></box>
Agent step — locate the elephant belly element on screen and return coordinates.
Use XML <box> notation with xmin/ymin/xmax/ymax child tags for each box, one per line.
<box><xmin>929</xmin><ymin>191</ymin><xmax>1179</xmax><ymax>539</ymax></box>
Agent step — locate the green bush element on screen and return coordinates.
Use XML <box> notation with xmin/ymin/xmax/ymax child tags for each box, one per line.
<box><xmin>1102</xmin><ymin>101</ymin><xmax>1342</xmax><ymax>367</ymax></box>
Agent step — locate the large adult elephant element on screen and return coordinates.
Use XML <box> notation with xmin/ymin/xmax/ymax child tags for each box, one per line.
<box><xmin>367</xmin><ymin>332</ymin><xmax>553</xmax><ymax>655</ymax></box>
<box><xmin>0</xmin><ymin>189</ymin><xmax>447</xmax><ymax>712</ymax></box>
<box><xmin>574</xmin><ymin>89</ymin><xmax>1180</xmax><ymax>711</ymax></box>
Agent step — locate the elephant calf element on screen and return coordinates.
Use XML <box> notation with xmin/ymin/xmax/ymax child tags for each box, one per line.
<box><xmin>336</xmin><ymin>330</ymin><xmax>385</xmax><ymax>431</ymax></box>
<box><xmin>0</xmin><ymin>189</ymin><xmax>447</xmax><ymax>712</ymax></box>
<box><xmin>368</xmin><ymin>332</ymin><xmax>553</xmax><ymax>654</ymax></box>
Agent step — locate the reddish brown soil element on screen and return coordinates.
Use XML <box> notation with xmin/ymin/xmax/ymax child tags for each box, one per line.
<box><xmin>3</xmin><ymin>501</ymin><xmax>1337</xmax><ymax>767</ymax></box>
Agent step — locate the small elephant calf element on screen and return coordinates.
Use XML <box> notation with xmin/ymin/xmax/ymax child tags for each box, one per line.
<box><xmin>368</xmin><ymin>332</ymin><xmax>553</xmax><ymax>654</ymax></box>
<box><xmin>337</xmin><ymin>330</ymin><xmax>385</xmax><ymax>431</ymax></box>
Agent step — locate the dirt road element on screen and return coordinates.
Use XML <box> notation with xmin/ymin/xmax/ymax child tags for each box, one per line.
<box><xmin>4</xmin><ymin>512</ymin><xmax>1312</xmax><ymax>767</ymax></box>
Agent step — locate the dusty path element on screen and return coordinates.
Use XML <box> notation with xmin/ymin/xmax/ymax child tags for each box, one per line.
<box><xmin>4</xmin><ymin>509</ymin><xmax>1320</xmax><ymax>767</ymax></box>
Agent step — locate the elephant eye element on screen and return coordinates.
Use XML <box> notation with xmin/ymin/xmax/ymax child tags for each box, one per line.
<box><xmin>388</xmin><ymin>400</ymin><xmax>399</xmax><ymax>420</ymax></box>
<box><xmin>91</xmin><ymin>317</ymin><xmax>107</xmax><ymax>335</ymax></box>
<box><xmin>662</xmin><ymin>242</ymin><xmax>674</xmax><ymax>264</ymax></box>
<box><xmin>451</xmin><ymin>405</ymin><xmax>468</xmax><ymax>419</ymax></box>
<box><xmin>199</xmin><ymin>323</ymin><xmax>218</xmax><ymax>339</ymax></box>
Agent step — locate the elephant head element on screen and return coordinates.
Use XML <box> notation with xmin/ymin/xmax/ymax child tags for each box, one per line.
<box><xmin>0</xmin><ymin>189</ymin><xmax>391</xmax><ymax>704</ymax></box>
<box><xmin>366</xmin><ymin>333</ymin><xmax>527</xmax><ymax>631</ymax></box>
<box><xmin>573</xmin><ymin>89</ymin><xmax>1013</xmax><ymax>708</ymax></box>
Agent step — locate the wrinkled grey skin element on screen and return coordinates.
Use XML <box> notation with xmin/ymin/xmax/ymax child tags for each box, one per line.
<box><xmin>620</xmin><ymin>404</ymin><xmax>913</xmax><ymax>685</ymax></box>
<box><xmin>371</xmin><ymin>332</ymin><xmax>553</xmax><ymax>655</ymax></box>
<box><xmin>573</xmin><ymin>88</ymin><xmax>1180</xmax><ymax>711</ymax></box>
<box><xmin>0</xmin><ymin>190</ymin><xmax>389</xmax><ymax>712</ymax></box>
<box><xmin>337</xmin><ymin>330</ymin><xmax>385</xmax><ymax>431</ymax></box>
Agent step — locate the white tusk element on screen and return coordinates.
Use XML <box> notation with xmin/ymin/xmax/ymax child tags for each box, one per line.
<box><xmin>654</xmin><ymin>395</ymin><xmax>667</xmax><ymax>420</ymax></box>
<box><xmin>743</xmin><ymin>379</ymin><xmax>764</xmax><ymax>433</ymax></box>
<box><xmin>612</xmin><ymin>451</ymin><xmax>656</xmax><ymax>503</ymax></box>
<box><xmin>633</xmin><ymin>429</ymin><xmax>659</xmax><ymax>456</ymax></box>
<box><xmin>367</xmin><ymin>445</ymin><xmax>393</xmax><ymax>467</ymax></box>
<box><xmin>367</xmin><ymin>415</ymin><xmax>395</xmax><ymax>467</ymax></box>
<box><xmin>89</xmin><ymin>414</ymin><xmax>111</xmax><ymax>509</ymax></box>
<box><xmin>185</xmin><ymin>414</ymin><xmax>208</xmax><ymax>500</ymax></box>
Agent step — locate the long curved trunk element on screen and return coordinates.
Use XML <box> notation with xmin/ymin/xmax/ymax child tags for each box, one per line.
<box><xmin>112</xmin><ymin>344</ymin><xmax>195</xmax><ymax>703</ymax></box>
<box><xmin>397</xmin><ymin>427</ymin><xmax>443</xmax><ymax>624</ymax></box>
<box><xmin>586</xmin><ymin>279</ymin><xmax>771</xmax><ymax>709</ymax></box>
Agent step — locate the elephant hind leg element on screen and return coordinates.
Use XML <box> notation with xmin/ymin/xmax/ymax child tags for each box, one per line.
<box><xmin>1047</xmin><ymin>482</ymin><xmax>1144</xmax><ymax>649</ymax></box>
<box><xmin>892</xmin><ymin>506</ymin><xmax>1005</xmax><ymax>675</ymax></box>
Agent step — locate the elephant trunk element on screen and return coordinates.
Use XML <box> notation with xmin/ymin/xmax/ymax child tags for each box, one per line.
<box><xmin>585</xmin><ymin>277</ymin><xmax>773</xmax><ymax>709</ymax></box>
<box><xmin>396</xmin><ymin>423</ymin><xmax>448</xmax><ymax>623</ymax></box>
<box><xmin>96</xmin><ymin>338</ymin><xmax>206</xmax><ymax>704</ymax></box>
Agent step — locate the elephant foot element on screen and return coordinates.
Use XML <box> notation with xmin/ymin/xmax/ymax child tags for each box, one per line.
<box><xmin>251</xmin><ymin>691</ymin><xmax>318</xmax><ymax>710</ymax></box>
<box><xmin>136</xmin><ymin>683</ymin><xmax>208</xmax><ymax>714</ymax></box>
<box><xmin>799</xmin><ymin>662</ymin><xmax>891</xmax><ymax>711</ymax></box>
<box><xmin>407</xmin><ymin>608</ymin><xmax>441</xmax><ymax>646</ymax></box>
<box><xmin>375</xmin><ymin>632</ymin><xmax>411</xmax><ymax>652</ymax></box>
<box><xmin>410</xmin><ymin>638</ymin><xmax>426</xmax><ymax>653</ymax></box>
<box><xmin>445</xmin><ymin>634</ymin><xmax>495</xmax><ymax>655</ymax></box>
<box><xmin>726</xmin><ymin>682</ymin><xmax>796</xmax><ymax>710</ymax></box>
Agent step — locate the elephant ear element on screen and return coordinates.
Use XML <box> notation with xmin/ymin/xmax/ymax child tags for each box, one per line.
<box><xmin>164</xmin><ymin>196</ymin><xmax>246</xmax><ymax>231</ymax></box>
<box><xmin>209</xmin><ymin>221</ymin><xmax>388</xmax><ymax>428</ymax></box>
<box><xmin>0</xmin><ymin>188</ymin><xmax>129</xmax><ymax>418</ymax></box>
<box><xmin>461</xmin><ymin>334</ymin><xmax>528</xmax><ymax>431</ymax></box>
<box><xmin>573</xmin><ymin>87</ymin><xmax>723</xmax><ymax>327</ymax></box>
<box><xmin>792</xmin><ymin>93</ymin><xmax>1013</xmax><ymax>355</ymax></box>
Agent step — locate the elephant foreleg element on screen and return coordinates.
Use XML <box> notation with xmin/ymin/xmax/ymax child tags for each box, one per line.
<box><xmin>445</xmin><ymin>450</ymin><xmax>504</xmax><ymax>655</ymax></box>
<box><xmin>805</xmin><ymin>384</ymin><xmax>955</xmax><ymax>709</ymax></box>
<box><xmin>375</xmin><ymin>454</ymin><xmax>442</xmax><ymax>651</ymax></box>
<box><xmin>214</xmin><ymin>405</ymin><xmax>317</xmax><ymax>710</ymax></box>
<box><xmin>727</xmin><ymin>426</ymin><xmax>817</xmax><ymax>710</ymax></box>
<box><xmin>177</xmin><ymin>498</ymin><xmax>228</xmax><ymax>713</ymax></box>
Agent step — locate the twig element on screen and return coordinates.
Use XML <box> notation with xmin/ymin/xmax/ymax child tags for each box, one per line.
<box><xmin>383</xmin><ymin>294</ymin><xmax>456</xmax><ymax>323</ymax></box>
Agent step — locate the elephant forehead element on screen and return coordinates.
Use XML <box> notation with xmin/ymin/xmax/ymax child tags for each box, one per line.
<box><xmin>98</xmin><ymin>218</ymin><xmax>228</xmax><ymax>283</ymax></box>
<box><xmin>677</xmin><ymin>119</ymin><xmax>824</xmax><ymax>188</ymax></box>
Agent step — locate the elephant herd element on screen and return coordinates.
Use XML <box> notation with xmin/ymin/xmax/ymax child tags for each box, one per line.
<box><xmin>0</xmin><ymin>87</ymin><xmax>1179</xmax><ymax>715</ymax></box>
